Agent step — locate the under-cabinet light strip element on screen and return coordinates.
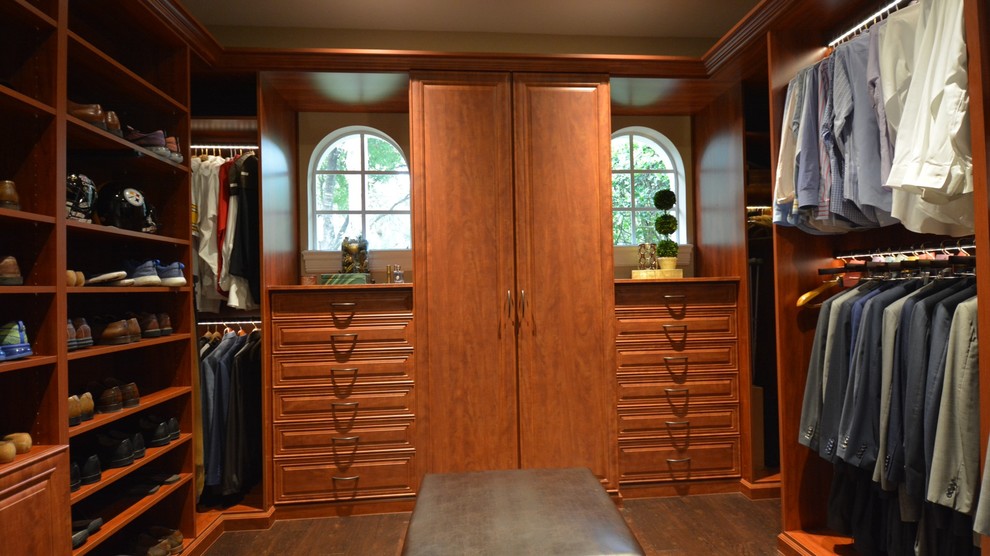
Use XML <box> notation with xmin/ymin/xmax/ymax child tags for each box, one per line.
<box><xmin>827</xmin><ymin>0</ymin><xmax>909</xmax><ymax>48</ymax></box>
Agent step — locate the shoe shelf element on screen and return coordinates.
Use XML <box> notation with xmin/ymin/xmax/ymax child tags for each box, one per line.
<box><xmin>66</xmin><ymin>220</ymin><xmax>192</xmax><ymax>248</ymax></box>
<box><xmin>0</xmin><ymin>286</ymin><xmax>57</xmax><ymax>295</ymax></box>
<box><xmin>0</xmin><ymin>84</ymin><xmax>55</xmax><ymax>117</ymax></box>
<box><xmin>70</xmin><ymin>433</ymin><xmax>191</xmax><ymax>505</ymax></box>
<box><xmin>0</xmin><ymin>354</ymin><xmax>58</xmax><ymax>375</ymax></box>
<box><xmin>3</xmin><ymin>0</ymin><xmax>57</xmax><ymax>27</ymax></box>
<box><xmin>66</xmin><ymin>117</ymin><xmax>190</xmax><ymax>174</ymax></box>
<box><xmin>66</xmin><ymin>32</ymin><xmax>186</xmax><ymax>119</ymax></box>
<box><xmin>73</xmin><ymin>473</ymin><xmax>192</xmax><ymax>556</ymax></box>
<box><xmin>0</xmin><ymin>207</ymin><xmax>57</xmax><ymax>226</ymax></box>
<box><xmin>68</xmin><ymin>386</ymin><xmax>192</xmax><ymax>438</ymax></box>
<box><xmin>69</xmin><ymin>286</ymin><xmax>193</xmax><ymax>295</ymax></box>
<box><xmin>0</xmin><ymin>443</ymin><xmax>64</xmax><ymax>475</ymax></box>
<box><xmin>66</xmin><ymin>334</ymin><xmax>193</xmax><ymax>361</ymax></box>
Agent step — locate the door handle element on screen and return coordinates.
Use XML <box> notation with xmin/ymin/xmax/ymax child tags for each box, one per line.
<box><xmin>507</xmin><ymin>290</ymin><xmax>513</xmax><ymax>318</ymax></box>
<box><xmin>520</xmin><ymin>289</ymin><xmax>526</xmax><ymax>316</ymax></box>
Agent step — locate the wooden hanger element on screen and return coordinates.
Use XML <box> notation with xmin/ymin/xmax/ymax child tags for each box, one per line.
<box><xmin>796</xmin><ymin>278</ymin><xmax>842</xmax><ymax>307</ymax></box>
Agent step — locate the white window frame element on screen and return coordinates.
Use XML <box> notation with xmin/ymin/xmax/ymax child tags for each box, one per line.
<box><xmin>306</xmin><ymin>125</ymin><xmax>411</xmax><ymax>251</ymax></box>
<box><xmin>610</xmin><ymin>126</ymin><xmax>687</xmax><ymax>245</ymax></box>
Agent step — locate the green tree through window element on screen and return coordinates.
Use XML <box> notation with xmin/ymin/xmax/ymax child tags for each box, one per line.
<box><xmin>310</xmin><ymin>127</ymin><xmax>411</xmax><ymax>251</ymax></box>
<box><xmin>611</xmin><ymin>128</ymin><xmax>683</xmax><ymax>245</ymax></box>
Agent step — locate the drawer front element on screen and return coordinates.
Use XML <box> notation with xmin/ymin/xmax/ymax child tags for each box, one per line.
<box><xmin>274</xmin><ymin>418</ymin><xmax>415</xmax><ymax>457</ymax></box>
<box><xmin>274</xmin><ymin>385</ymin><xmax>414</xmax><ymax>422</ymax></box>
<box><xmin>617</xmin><ymin>343</ymin><xmax>737</xmax><ymax>373</ymax></box>
<box><xmin>273</xmin><ymin>322</ymin><xmax>412</xmax><ymax>353</ymax></box>
<box><xmin>618</xmin><ymin>375</ymin><xmax>738</xmax><ymax>405</ymax></box>
<box><xmin>275</xmin><ymin>452</ymin><xmax>416</xmax><ymax>503</ymax></box>
<box><xmin>618</xmin><ymin>405</ymin><xmax>738</xmax><ymax>440</ymax></box>
<box><xmin>619</xmin><ymin>439</ymin><xmax>740</xmax><ymax>483</ymax></box>
<box><xmin>272</xmin><ymin>289</ymin><xmax>413</xmax><ymax>319</ymax></box>
<box><xmin>615</xmin><ymin>281</ymin><xmax>737</xmax><ymax>310</ymax></box>
<box><xmin>615</xmin><ymin>311</ymin><xmax>736</xmax><ymax>342</ymax></box>
<box><xmin>273</xmin><ymin>354</ymin><xmax>413</xmax><ymax>388</ymax></box>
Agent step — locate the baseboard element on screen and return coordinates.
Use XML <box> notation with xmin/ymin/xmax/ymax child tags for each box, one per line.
<box><xmin>738</xmin><ymin>476</ymin><xmax>781</xmax><ymax>500</ymax></box>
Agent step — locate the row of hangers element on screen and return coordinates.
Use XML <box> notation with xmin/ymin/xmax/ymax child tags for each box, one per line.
<box><xmin>189</xmin><ymin>144</ymin><xmax>259</xmax><ymax>161</ymax></box>
<box><xmin>198</xmin><ymin>320</ymin><xmax>261</xmax><ymax>340</ymax></box>
<box><xmin>796</xmin><ymin>239</ymin><xmax>976</xmax><ymax>307</ymax></box>
<box><xmin>828</xmin><ymin>0</ymin><xmax>913</xmax><ymax>48</ymax></box>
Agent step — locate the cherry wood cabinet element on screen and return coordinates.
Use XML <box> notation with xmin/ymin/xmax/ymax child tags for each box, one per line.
<box><xmin>269</xmin><ymin>285</ymin><xmax>417</xmax><ymax>505</ymax></box>
<box><xmin>410</xmin><ymin>72</ymin><xmax>617</xmax><ymax>487</ymax></box>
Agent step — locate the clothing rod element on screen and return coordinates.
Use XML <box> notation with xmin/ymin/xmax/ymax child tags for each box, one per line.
<box><xmin>835</xmin><ymin>243</ymin><xmax>975</xmax><ymax>259</ymax></box>
<box><xmin>197</xmin><ymin>320</ymin><xmax>261</xmax><ymax>326</ymax></box>
<box><xmin>190</xmin><ymin>144</ymin><xmax>260</xmax><ymax>150</ymax></box>
<box><xmin>827</xmin><ymin>0</ymin><xmax>909</xmax><ymax>47</ymax></box>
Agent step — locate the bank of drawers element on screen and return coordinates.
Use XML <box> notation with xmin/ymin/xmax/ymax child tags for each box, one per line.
<box><xmin>270</xmin><ymin>287</ymin><xmax>416</xmax><ymax>503</ymax></box>
<box><xmin>614</xmin><ymin>280</ymin><xmax>740</xmax><ymax>485</ymax></box>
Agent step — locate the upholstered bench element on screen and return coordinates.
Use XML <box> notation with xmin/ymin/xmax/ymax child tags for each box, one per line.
<box><xmin>402</xmin><ymin>467</ymin><xmax>645</xmax><ymax>555</ymax></box>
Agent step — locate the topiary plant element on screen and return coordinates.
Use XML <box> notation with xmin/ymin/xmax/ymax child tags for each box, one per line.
<box><xmin>656</xmin><ymin>238</ymin><xmax>679</xmax><ymax>258</ymax></box>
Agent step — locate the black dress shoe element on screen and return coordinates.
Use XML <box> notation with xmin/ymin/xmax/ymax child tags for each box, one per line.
<box><xmin>97</xmin><ymin>434</ymin><xmax>134</xmax><ymax>469</ymax></box>
<box><xmin>109</xmin><ymin>430</ymin><xmax>145</xmax><ymax>459</ymax></box>
<box><xmin>71</xmin><ymin>528</ymin><xmax>89</xmax><ymax>549</ymax></box>
<box><xmin>140</xmin><ymin>416</ymin><xmax>171</xmax><ymax>448</ymax></box>
<box><xmin>166</xmin><ymin>417</ymin><xmax>180</xmax><ymax>441</ymax></box>
<box><xmin>70</xmin><ymin>461</ymin><xmax>81</xmax><ymax>492</ymax></box>
<box><xmin>72</xmin><ymin>517</ymin><xmax>103</xmax><ymax>535</ymax></box>
<box><xmin>79</xmin><ymin>454</ymin><xmax>101</xmax><ymax>485</ymax></box>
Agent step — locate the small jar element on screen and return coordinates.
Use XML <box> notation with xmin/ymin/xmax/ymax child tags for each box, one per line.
<box><xmin>392</xmin><ymin>264</ymin><xmax>404</xmax><ymax>284</ymax></box>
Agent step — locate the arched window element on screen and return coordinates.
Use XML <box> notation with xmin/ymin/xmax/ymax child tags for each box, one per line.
<box><xmin>610</xmin><ymin>127</ymin><xmax>686</xmax><ymax>245</ymax></box>
<box><xmin>308</xmin><ymin>126</ymin><xmax>411</xmax><ymax>251</ymax></box>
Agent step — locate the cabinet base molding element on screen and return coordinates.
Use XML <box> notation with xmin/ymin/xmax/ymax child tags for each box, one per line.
<box><xmin>777</xmin><ymin>530</ymin><xmax>855</xmax><ymax>556</ymax></box>
<box><xmin>618</xmin><ymin>477</ymin><xmax>742</xmax><ymax>499</ymax></box>
<box><xmin>737</xmin><ymin>476</ymin><xmax>781</xmax><ymax>500</ymax></box>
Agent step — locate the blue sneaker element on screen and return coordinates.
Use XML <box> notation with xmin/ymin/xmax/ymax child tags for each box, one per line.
<box><xmin>155</xmin><ymin>261</ymin><xmax>187</xmax><ymax>287</ymax></box>
<box><xmin>123</xmin><ymin>259</ymin><xmax>161</xmax><ymax>286</ymax></box>
<box><xmin>0</xmin><ymin>321</ymin><xmax>33</xmax><ymax>360</ymax></box>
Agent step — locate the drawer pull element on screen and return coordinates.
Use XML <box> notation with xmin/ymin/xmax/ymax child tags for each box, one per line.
<box><xmin>331</xmin><ymin>402</ymin><xmax>359</xmax><ymax>409</ymax></box>
<box><xmin>663</xmin><ymin>295</ymin><xmax>686</xmax><ymax>301</ymax></box>
<box><xmin>332</xmin><ymin>436</ymin><xmax>360</xmax><ymax>444</ymax></box>
<box><xmin>330</xmin><ymin>367</ymin><xmax>359</xmax><ymax>376</ymax></box>
<box><xmin>332</xmin><ymin>333</ymin><xmax>358</xmax><ymax>340</ymax></box>
<box><xmin>662</xmin><ymin>324</ymin><xmax>688</xmax><ymax>331</ymax></box>
<box><xmin>664</xmin><ymin>421</ymin><xmax>690</xmax><ymax>427</ymax></box>
<box><xmin>664</xmin><ymin>388</ymin><xmax>689</xmax><ymax>395</ymax></box>
<box><xmin>331</xmin><ymin>302</ymin><xmax>357</xmax><ymax>310</ymax></box>
<box><xmin>666</xmin><ymin>457</ymin><xmax>692</xmax><ymax>464</ymax></box>
<box><xmin>332</xmin><ymin>475</ymin><xmax>360</xmax><ymax>482</ymax></box>
<box><xmin>663</xmin><ymin>356</ymin><xmax>689</xmax><ymax>363</ymax></box>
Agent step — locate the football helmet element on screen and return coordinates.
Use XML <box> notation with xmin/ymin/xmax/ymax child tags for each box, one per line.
<box><xmin>66</xmin><ymin>174</ymin><xmax>97</xmax><ymax>223</ymax></box>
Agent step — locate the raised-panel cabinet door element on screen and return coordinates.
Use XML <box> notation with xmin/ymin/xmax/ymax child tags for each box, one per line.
<box><xmin>512</xmin><ymin>74</ymin><xmax>617</xmax><ymax>486</ymax></box>
<box><xmin>411</xmin><ymin>72</ymin><xmax>519</xmax><ymax>473</ymax></box>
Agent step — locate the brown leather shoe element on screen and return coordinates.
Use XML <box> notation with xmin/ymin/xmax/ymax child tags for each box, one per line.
<box><xmin>92</xmin><ymin>319</ymin><xmax>130</xmax><ymax>345</ymax></box>
<box><xmin>136</xmin><ymin>312</ymin><xmax>161</xmax><ymax>338</ymax></box>
<box><xmin>67</xmin><ymin>101</ymin><xmax>106</xmax><ymax>128</ymax></box>
<box><xmin>67</xmin><ymin>319</ymin><xmax>78</xmax><ymax>350</ymax></box>
<box><xmin>126</xmin><ymin>317</ymin><xmax>141</xmax><ymax>343</ymax></box>
<box><xmin>0</xmin><ymin>180</ymin><xmax>19</xmax><ymax>210</ymax></box>
<box><xmin>103</xmin><ymin>377</ymin><xmax>139</xmax><ymax>408</ymax></box>
<box><xmin>72</xmin><ymin>318</ymin><xmax>93</xmax><ymax>348</ymax></box>
<box><xmin>3</xmin><ymin>432</ymin><xmax>32</xmax><ymax>454</ymax></box>
<box><xmin>0</xmin><ymin>256</ymin><xmax>23</xmax><ymax>285</ymax></box>
<box><xmin>68</xmin><ymin>395</ymin><xmax>82</xmax><ymax>426</ymax></box>
<box><xmin>93</xmin><ymin>384</ymin><xmax>122</xmax><ymax>413</ymax></box>
<box><xmin>157</xmin><ymin>312</ymin><xmax>173</xmax><ymax>336</ymax></box>
<box><xmin>104</xmin><ymin>111</ymin><xmax>121</xmax><ymax>136</ymax></box>
<box><xmin>78</xmin><ymin>391</ymin><xmax>94</xmax><ymax>421</ymax></box>
<box><xmin>147</xmin><ymin>526</ymin><xmax>183</xmax><ymax>554</ymax></box>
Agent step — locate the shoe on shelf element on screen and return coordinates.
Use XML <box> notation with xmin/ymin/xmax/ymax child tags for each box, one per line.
<box><xmin>136</xmin><ymin>312</ymin><xmax>161</xmax><ymax>338</ymax></box>
<box><xmin>0</xmin><ymin>320</ymin><xmax>32</xmax><ymax>360</ymax></box>
<box><xmin>68</xmin><ymin>395</ymin><xmax>82</xmax><ymax>426</ymax></box>
<box><xmin>67</xmin><ymin>101</ymin><xmax>106</xmax><ymax>128</ymax></box>
<box><xmin>123</xmin><ymin>259</ymin><xmax>162</xmax><ymax>286</ymax></box>
<box><xmin>71</xmin><ymin>517</ymin><xmax>103</xmax><ymax>536</ymax></box>
<box><xmin>0</xmin><ymin>440</ymin><xmax>15</xmax><ymax>463</ymax></box>
<box><xmin>3</xmin><ymin>432</ymin><xmax>31</xmax><ymax>454</ymax></box>
<box><xmin>75</xmin><ymin>271</ymin><xmax>85</xmax><ymax>286</ymax></box>
<box><xmin>104</xmin><ymin>111</ymin><xmax>122</xmax><ymax>136</ymax></box>
<box><xmin>90</xmin><ymin>383</ymin><xmax>123</xmax><ymax>413</ymax></box>
<box><xmin>165</xmin><ymin>137</ymin><xmax>183</xmax><ymax>164</ymax></box>
<box><xmin>124</xmin><ymin>126</ymin><xmax>166</xmax><ymax>148</ymax></box>
<box><xmin>69</xmin><ymin>461</ymin><xmax>81</xmax><ymax>491</ymax></box>
<box><xmin>146</xmin><ymin>472</ymin><xmax>181</xmax><ymax>485</ymax></box>
<box><xmin>78</xmin><ymin>391</ymin><xmax>94</xmax><ymax>421</ymax></box>
<box><xmin>72</xmin><ymin>318</ymin><xmax>93</xmax><ymax>348</ymax></box>
<box><xmin>157</xmin><ymin>312</ymin><xmax>173</xmax><ymax>336</ymax></box>
<box><xmin>103</xmin><ymin>377</ymin><xmax>140</xmax><ymax>408</ymax></box>
<box><xmin>66</xmin><ymin>270</ymin><xmax>78</xmax><ymax>287</ymax></box>
<box><xmin>125</xmin><ymin>317</ymin><xmax>141</xmax><ymax>343</ymax></box>
<box><xmin>85</xmin><ymin>270</ymin><xmax>127</xmax><ymax>285</ymax></box>
<box><xmin>139</xmin><ymin>416</ymin><xmax>171</xmax><ymax>448</ymax></box>
<box><xmin>135</xmin><ymin>535</ymin><xmax>172</xmax><ymax>556</ymax></box>
<box><xmin>79</xmin><ymin>454</ymin><xmax>101</xmax><ymax>484</ymax></box>
<box><xmin>71</xmin><ymin>528</ymin><xmax>89</xmax><ymax>549</ymax></box>
<box><xmin>109</xmin><ymin>429</ymin><xmax>145</xmax><ymax>459</ymax></box>
<box><xmin>90</xmin><ymin>318</ymin><xmax>131</xmax><ymax>346</ymax></box>
<box><xmin>156</xmin><ymin>262</ymin><xmax>187</xmax><ymax>287</ymax></box>
<box><xmin>0</xmin><ymin>256</ymin><xmax>23</xmax><ymax>285</ymax></box>
<box><xmin>147</xmin><ymin>526</ymin><xmax>184</xmax><ymax>554</ymax></box>
<box><xmin>0</xmin><ymin>180</ymin><xmax>20</xmax><ymax>211</ymax></box>
<box><xmin>67</xmin><ymin>319</ymin><xmax>78</xmax><ymax>351</ymax></box>
<box><xmin>97</xmin><ymin>433</ymin><xmax>134</xmax><ymax>469</ymax></box>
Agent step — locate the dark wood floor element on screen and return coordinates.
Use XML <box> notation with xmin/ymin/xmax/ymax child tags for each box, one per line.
<box><xmin>203</xmin><ymin>493</ymin><xmax>781</xmax><ymax>555</ymax></box>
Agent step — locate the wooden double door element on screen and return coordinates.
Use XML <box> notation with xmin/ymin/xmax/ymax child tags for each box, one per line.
<box><xmin>411</xmin><ymin>72</ymin><xmax>617</xmax><ymax>487</ymax></box>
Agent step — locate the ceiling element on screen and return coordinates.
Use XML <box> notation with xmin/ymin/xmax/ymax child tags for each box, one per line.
<box><xmin>179</xmin><ymin>0</ymin><xmax>762</xmax><ymax>51</ymax></box>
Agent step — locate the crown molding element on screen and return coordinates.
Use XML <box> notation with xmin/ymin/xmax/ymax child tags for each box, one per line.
<box><xmin>146</xmin><ymin>0</ymin><xmax>224</xmax><ymax>66</ymax></box>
